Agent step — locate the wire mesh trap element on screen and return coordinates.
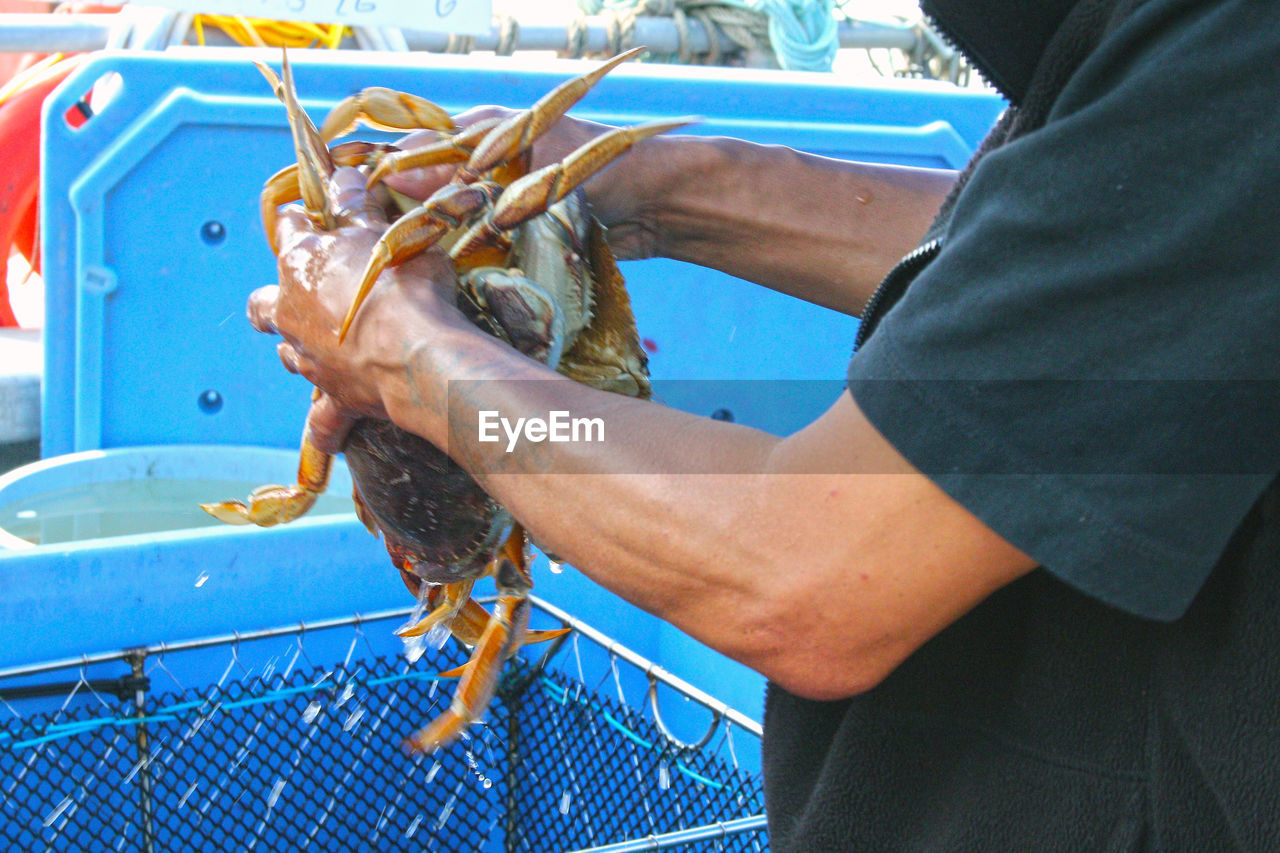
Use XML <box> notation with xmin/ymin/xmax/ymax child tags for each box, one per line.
<box><xmin>0</xmin><ymin>596</ymin><xmax>766</xmax><ymax>852</ymax></box>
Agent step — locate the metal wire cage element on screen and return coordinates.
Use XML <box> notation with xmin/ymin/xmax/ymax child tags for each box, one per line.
<box><xmin>0</xmin><ymin>597</ymin><xmax>766</xmax><ymax>852</ymax></box>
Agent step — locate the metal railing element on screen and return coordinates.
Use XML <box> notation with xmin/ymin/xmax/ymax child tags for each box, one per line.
<box><xmin>0</xmin><ymin>12</ymin><xmax>919</xmax><ymax>58</ymax></box>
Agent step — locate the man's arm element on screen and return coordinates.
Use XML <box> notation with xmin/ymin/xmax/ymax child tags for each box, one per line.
<box><xmin>405</xmin><ymin>331</ymin><xmax>1037</xmax><ymax>700</ymax></box>
<box><xmin>254</xmin><ymin>186</ymin><xmax>1035</xmax><ymax>700</ymax></box>
<box><xmin>389</xmin><ymin>119</ymin><xmax>956</xmax><ymax>316</ymax></box>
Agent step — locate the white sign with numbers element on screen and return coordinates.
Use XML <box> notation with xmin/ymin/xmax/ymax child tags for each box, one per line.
<box><xmin>136</xmin><ymin>0</ymin><xmax>493</xmax><ymax>36</ymax></box>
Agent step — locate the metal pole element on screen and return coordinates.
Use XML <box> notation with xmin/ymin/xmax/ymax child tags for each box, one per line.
<box><xmin>402</xmin><ymin>19</ymin><xmax>917</xmax><ymax>55</ymax></box>
<box><xmin>125</xmin><ymin>651</ymin><xmax>157</xmax><ymax>853</ymax></box>
<box><xmin>0</xmin><ymin>14</ymin><xmax>112</xmax><ymax>53</ymax></box>
<box><xmin>0</xmin><ymin>14</ymin><xmax>918</xmax><ymax>56</ymax></box>
<box><xmin>504</xmin><ymin>691</ymin><xmax>521</xmax><ymax>853</ymax></box>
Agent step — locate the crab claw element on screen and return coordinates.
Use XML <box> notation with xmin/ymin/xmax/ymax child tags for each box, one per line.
<box><xmin>338</xmin><ymin>180</ymin><xmax>504</xmax><ymax>343</ymax></box>
<box><xmin>202</xmin><ymin>437</ymin><xmax>333</xmax><ymax>527</ymax></box>
<box><xmin>200</xmin><ymin>483</ymin><xmax>320</xmax><ymax>527</ymax></box>
<box><xmin>319</xmin><ymin>86</ymin><xmax>456</xmax><ymax>143</ymax></box>
<box><xmin>451</xmin><ymin>116</ymin><xmax>697</xmax><ymax>267</ymax></box>
<box><xmin>256</xmin><ymin>51</ymin><xmax>335</xmax><ymax>227</ymax></box>
<box><xmin>454</xmin><ymin>46</ymin><xmax>647</xmax><ymax>186</ymax></box>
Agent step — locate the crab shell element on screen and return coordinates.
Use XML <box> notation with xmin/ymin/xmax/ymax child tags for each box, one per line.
<box><xmin>342</xmin><ymin>192</ymin><xmax>650</xmax><ymax>585</ymax></box>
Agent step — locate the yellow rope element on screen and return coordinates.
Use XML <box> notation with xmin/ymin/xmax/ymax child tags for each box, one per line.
<box><xmin>190</xmin><ymin>16</ymin><xmax>350</xmax><ymax>49</ymax></box>
<box><xmin>0</xmin><ymin>53</ymin><xmax>74</xmax><ymax>109</ymax></box>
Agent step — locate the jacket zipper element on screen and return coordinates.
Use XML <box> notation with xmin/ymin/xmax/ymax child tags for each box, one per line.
<box><xmin>854</xmin><ymin>238</ymin><xmax>942</xmax><ymax>350</ymax></box>
<box><xmin>852</xmin><ymin>9</ymin><xmax>999</xmax><ymax>351</ymax></box>
<box><xmin>921</xmin><ymin>10</ymin><xmax>1015</xmax><ymax>104</ymax></box>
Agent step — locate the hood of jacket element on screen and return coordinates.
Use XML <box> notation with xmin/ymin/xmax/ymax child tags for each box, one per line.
<box><xmin>921</xmin><ymin>0</ymin><xmax>1079</xmax><ymax>103</ymax></box>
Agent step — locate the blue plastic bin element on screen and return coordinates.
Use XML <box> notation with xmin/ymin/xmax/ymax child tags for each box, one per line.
<box><xmin>0</xmin><ymin>445</ymin><xmax>389</xmax><ymax>667</ymax></box>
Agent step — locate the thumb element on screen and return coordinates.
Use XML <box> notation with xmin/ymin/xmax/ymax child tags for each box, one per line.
<box><xmin>329</xmin><ymin>166</ymin><xmax>388</xmax><ymax>231</ymax></box>
<box><xmin>304</xmin><ymin>392</ymin><xmax>359</xmax><ymax>455</ymax></box>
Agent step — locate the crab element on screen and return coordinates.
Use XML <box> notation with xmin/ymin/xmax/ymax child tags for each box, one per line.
<box><xmin>202</xmin><ymin>50</ymin><xmax>689</xmax><ymax>752</ymax></box>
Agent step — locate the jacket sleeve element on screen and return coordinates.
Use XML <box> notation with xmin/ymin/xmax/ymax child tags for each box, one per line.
<box><xmin>848</xmin><ymin>0</ymin><xmax>1280</xmax><ymax>620</ymax></box>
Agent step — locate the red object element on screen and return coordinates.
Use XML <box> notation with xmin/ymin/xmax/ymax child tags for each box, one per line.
<box><xmin>641</xmin><ymin>337</ymin><xmax>658</xmax><ymax>353</ymax></box>
<box><xmin>0</xmin><ymin>55</ymin><xmax>85</xmax><ymax>326</ymax></box>
<box><xmin>0</xmin><ymin>3</ymin><xmax>118</xmax><ymax>325</ymax></box>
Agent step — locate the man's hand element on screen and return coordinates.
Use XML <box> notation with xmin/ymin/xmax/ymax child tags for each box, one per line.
<box><xmin>247</xmin><ymin>166</ymin><xmax>465</xmax><ymax>452</ymax></box>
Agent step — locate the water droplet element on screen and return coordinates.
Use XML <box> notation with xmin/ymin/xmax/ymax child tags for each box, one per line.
<box><xmin>658</xmin><ymin>760</ymin><xmax>671</xmax><ymax>790</ymax></box>
<box><xmin>122</xmin><ymin>757</ymin><xmax>150</xmax><ymax>786</ymax></box>
<box><xmin>481</xmin><ymin>778</ymin><xmax>493</xmax><ymax>790</ymax></box>
<box><xmin>548</xmin><ymin>560</ymin><xmax>563</xmax><ymax>574</ymax></box>
<box><xmin>425</xmin><ymin>623</ymin><xmax>450</xmax><ymax>650</ymax></box>
<box><xmin>405</xmin><ymin>815</ymin><xmax>422</xmax><ymax>839</ymax></box>
<box><xmin>404</xmin><ymin>634</ymin><xmax>426</xmax><ymax>665</ymax></box>
<box><xmin>312</xmin><ymin>671</ymin><xmax>332</xmax><ymax>688</ymax></box>
<box><xmin>43</xmin><ymin>796</ymin><xmax>73</xmax><ymax>828</ymax></box>
<box><xmin>343</xmin><ymin>707</ymin><xmax>366</xmax><ymax>732</ymax></box>
<box><xmin>267</xmin><ymin>778</ymin><xmax>286</xmax><ymax>809</ymax></box>
<box><xmin>426</xmin><ymin>760</ymin><xmax>442</xmax><ymax>784</ymax></box>
<box><xmin>194</xmin><ymin>571</ymin><xmax>210</xmax><ymax>588</ymax></box>
<box><xmin>336</xmin><ymin>682</ymin><xmax>355</xmax><ymax>708</ymax></box>
<box><xmin>558</xmin><ymin>790</ymin><xmax>572</xmax><ymax>815</ymax></box>
<box><xmin>302</xmin><ymin>701</ymin><xmax>322</xmax><ymax>724</ymax></box>
<box><xmin>177</xmin><ymin>782</ymin><xmax>199</xmax><ymax>810</ymax></box>
<box><xmin>436</xmin><ymin>794</ymin><xmax>457</xmax><ymax>829</ymax></box>
<box><xmin>428</xmin><ymin>680</ymin><xmax>439</xmax><ymax>699</ymax></box>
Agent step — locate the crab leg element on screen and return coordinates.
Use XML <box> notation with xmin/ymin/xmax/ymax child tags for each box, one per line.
<box><xmin>363</xmin><ymin>117</ymin><xmax>504</xmax><ymax>190</ymax></box>
<box><xmin>396</xmin><ymin>578</ymin><xmax>475</xmax><ymax>639</ymax></box>
<box><xmin>432</xmin><ymin>597</ymin><xmax>571</xmax><ymax>649</ymax></box>
<box><xmin>453</xmin><ymin>46</ymin><xmax>647</xmax><ymax>187</ymax></box>
<box><xmin>319</xmin><ymin>86</ymin><xmax>456</xmax><ymax>143</ymax></box>
<box><xmin>261</xmin><ymin>140</ymin><xmax>394</xmax><ymax>253</ymax></box>
<box><xmin>336</xmin><ymin>179</ymin><xmax>503</xmax><ymax>342</ymax></box>
<box><xmin>400</xmin><ymin>586</ymin><xmax>569</xmax><ymax>647</ymax></box>
<box><xmin>452</xmin><ymin>117</ymin><xmax>696</xmax><ymax>268</ymax></box>
<box><xmin>200</xmin><ymin>422</ymin><xmax>333</xmax><ymax>525</ymax></box>
<box><xmin>405</xmin><ymin>593</ymin><xmax>527</xmax><ymax>752</ymax></box>
<box><xmin>338</xmin><ymin>116</ymin><xmax>693</xmax><ymax>342</ymax></box>
<box><xmin>397</xmin><ymin>568</ymin><xmax>570</xmax><ymax>648</ymax></box>
<box><xmin>255</xmin><ymin>55</ymin><xmax>335</xmax><ymax>229</ymax></box>
<box><xmin>404</xmin><ymin>526</ymin><xmax>536</xmax><ymax>752</ymax></box>
<box><xmin>206</xmin><ymin>52</ymin><xmax>343</xmax><ymax>530</ymax></box>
